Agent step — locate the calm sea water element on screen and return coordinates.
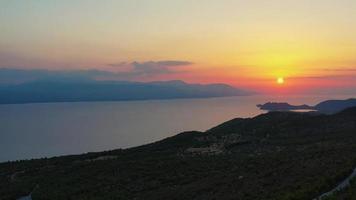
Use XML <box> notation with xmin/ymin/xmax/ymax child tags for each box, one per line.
<box><xmin>0</xmin><ymin>95</ymin><xmax>354</xmax><ymax>162</ymax></box>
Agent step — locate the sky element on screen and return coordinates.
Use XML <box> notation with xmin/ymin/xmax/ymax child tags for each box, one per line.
<box><xmin>1</xmin><ymin>0</ymin><xmax>356</xmax><ymax>94</ymax></box>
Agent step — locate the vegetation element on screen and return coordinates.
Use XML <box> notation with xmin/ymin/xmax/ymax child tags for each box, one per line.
<box><xmin>2</xmin><ymin>108</ymin><xmax>356</xmax><ymax>199</ymax></box>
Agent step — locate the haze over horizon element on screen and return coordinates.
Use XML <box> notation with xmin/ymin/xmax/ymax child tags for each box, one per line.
<box><xmin>1</xmin><ymin>0</ymin><xmax>356</xmax><ymax>94</ymax></box>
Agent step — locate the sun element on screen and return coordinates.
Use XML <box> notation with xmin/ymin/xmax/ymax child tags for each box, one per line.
<box><xmin>277</xmin><ymin>77</ymin><xmax>285</xmax><ymax>84</ymax></box>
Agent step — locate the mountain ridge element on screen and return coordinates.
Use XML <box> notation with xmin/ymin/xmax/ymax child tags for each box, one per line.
<box><xmin>0</xmin><ymin>79</ymin><xmax>253</xmax><ymax>104</ymax></box>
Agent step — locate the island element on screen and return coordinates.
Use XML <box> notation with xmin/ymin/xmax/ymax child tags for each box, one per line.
<box><xmin>257</xmin><ymin>102</ymin><xmax>314</xmax><ymax>111</ymax></box>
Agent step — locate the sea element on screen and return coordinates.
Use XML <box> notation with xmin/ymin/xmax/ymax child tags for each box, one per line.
<box><xmin>0</xmin><ymin>94</ymin><xmax>354</xmax><ymax>162</ymax></box>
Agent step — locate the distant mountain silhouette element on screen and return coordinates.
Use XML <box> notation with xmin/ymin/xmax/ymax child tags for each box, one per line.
<box><xmin>0</xmin><ymin>80</ymin><xmax>253</xmax><ymax>104</ymax></box>
<box><xmin>257</xmin><ymin>98</ymin><xmax>356</xmax><ymax>114</ymax></box>
<box><xmin>314</xmin><ymin>98</ymin><xmax>356</xmax><ymax>114</ymax></box>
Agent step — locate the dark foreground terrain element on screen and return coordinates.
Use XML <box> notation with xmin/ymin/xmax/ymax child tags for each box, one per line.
<box><xmin>2</xmin><ymin>108</ymin><xmax>356</xmax><ymax>200</ymax></box>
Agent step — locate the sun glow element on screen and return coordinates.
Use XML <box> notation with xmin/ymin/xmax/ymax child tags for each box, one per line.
<box><xmin>277</xmin><ymin>77</ymin><xmax>285</xmax><ymax>84</ymax></box>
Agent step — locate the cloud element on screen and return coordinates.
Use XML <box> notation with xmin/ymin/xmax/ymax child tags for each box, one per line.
<box><xmin>145</xmin><ymin>60</ymin><xmax>193</xmax><ymax>66</ymax></box>
<box><xmin>107</xmin><ymin>62</ymin><xmax>128</xmax><ymax>67</ymax></box>
<box><xmin>109</xmin><ymin>60</ymin><xmax>192</xmax><ymax>68</ymax></box>
<box><xmin>132</xmin><ymin>61</ymin><xmax>192</xmax><ymax>74</ymax></box>
<box><xmin>0</xmin><ymin>60</ymin><xmax>194</xmax><ymax>84</ymax></box>
<box><xmin>289</xmin><ymin>74</ymin><xmax>356</xmax><ymax>80</ymax></box>
<box><xmin>109</xmin><ymin>60</ymin><xmax>192</xmax><ymax>67</ymax></box>
<box><xmin>323</xmin><ymin>67</ymin><xmax>356</xmax><ymax>72</ymax></box>
<box><xmin>107</xmin><ymin>60</ymin><xmax>193</xmax><ymax>77</ymax></box>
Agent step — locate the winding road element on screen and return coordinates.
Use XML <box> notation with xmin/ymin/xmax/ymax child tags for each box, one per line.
<box><xmin>315</xmin><ymin>168</ymin><xmax>356</xmax><ymax>200</ymax></box>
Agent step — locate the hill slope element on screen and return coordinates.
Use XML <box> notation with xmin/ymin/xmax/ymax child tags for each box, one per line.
<box><xmin>1</xmin><ymin>108</ymin><xmax>356</xmax><ymax>199</ymax></box>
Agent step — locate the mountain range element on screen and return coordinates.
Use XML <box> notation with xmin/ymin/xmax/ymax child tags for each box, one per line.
<box><xmin>0</xmin><ymin>68</ymin><xmax>254</xmax><ymax>104</ymax></box>
<box><xmin>0</xmin><ymin>80</ymin><xmax>253</xmax><ymax>104</ymax></box>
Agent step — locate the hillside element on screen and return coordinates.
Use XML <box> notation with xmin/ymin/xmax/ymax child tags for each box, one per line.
<box><xmin>1</xmin><ymin>108</ymin><xmax>356</xmax><ymax>199</ymax></box>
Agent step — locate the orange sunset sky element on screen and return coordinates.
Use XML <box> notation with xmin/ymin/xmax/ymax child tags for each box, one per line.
<box><xmin>1</xmin><ymin>0</ymin><xmax>356</xmax><ymax>94</ymax></box>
